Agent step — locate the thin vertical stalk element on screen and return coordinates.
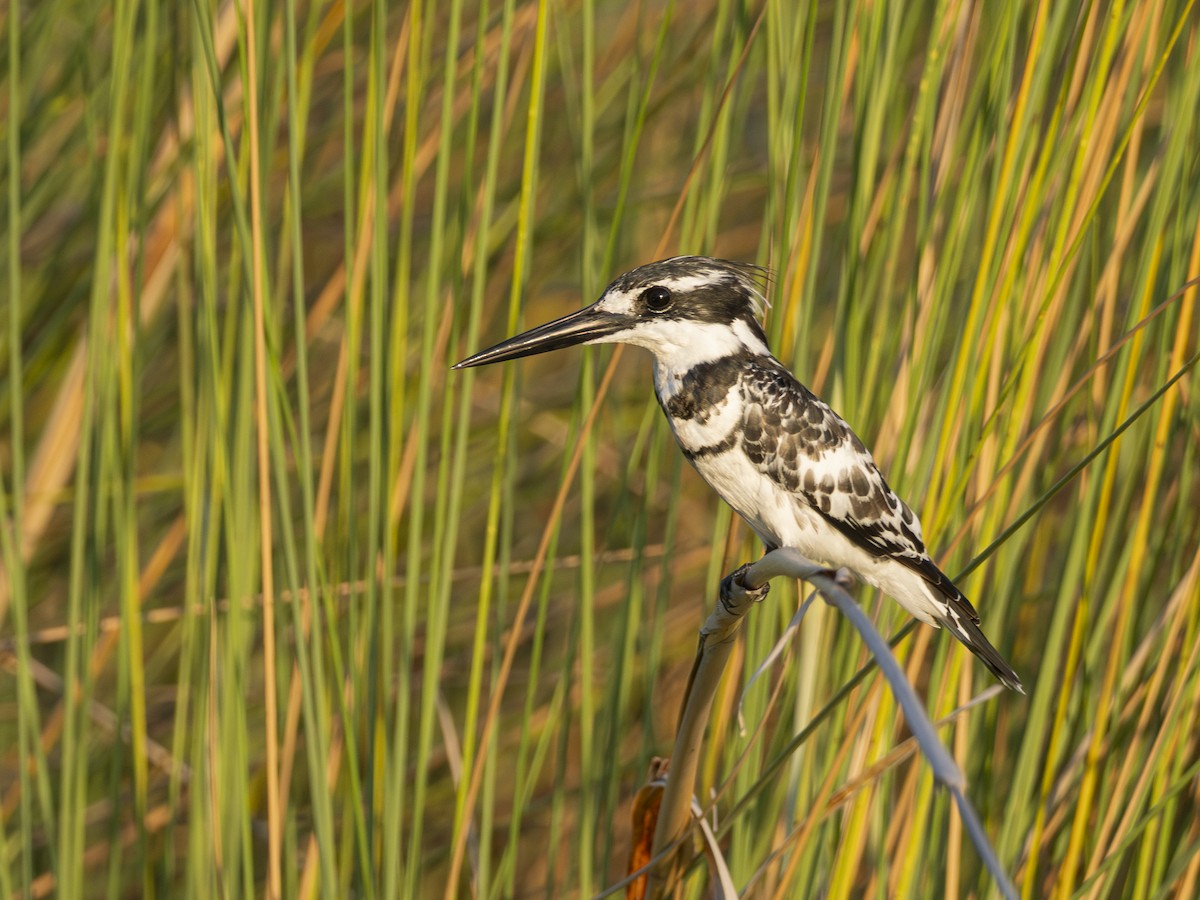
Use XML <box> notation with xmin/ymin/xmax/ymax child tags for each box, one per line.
<box><xmin>241</xmin><ymin>0</ymin><xmax>281</xmax><ymax>895</ymax></box>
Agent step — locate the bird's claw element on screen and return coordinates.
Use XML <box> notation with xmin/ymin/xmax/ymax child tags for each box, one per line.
<box><xmin>720</xmin><ymin>563</ymin><xmax>770</xmax><ymax>613</ymax></box>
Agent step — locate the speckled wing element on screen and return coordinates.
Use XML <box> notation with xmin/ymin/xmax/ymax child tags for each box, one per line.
<box><xmin>738</xmin><ymin>358</ymin><xmax>981</xmax><ymax>624</ymax></box>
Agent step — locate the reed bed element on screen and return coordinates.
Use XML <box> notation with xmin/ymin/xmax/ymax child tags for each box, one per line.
<box><xmin>1</xmin><ymin>0</ymin><xmax>1198</xmax><ymax>897</ymax></box>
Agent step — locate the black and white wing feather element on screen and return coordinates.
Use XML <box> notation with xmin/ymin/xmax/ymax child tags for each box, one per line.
<box><xmin>738</xmin><ymin>360</ymin><xmax>962</xmax><ymax>597</ymax></box>
<box><xmin>737</xmin><ymin>357</ymin><xmax>1023</xmax><ymax>691</ymax></box>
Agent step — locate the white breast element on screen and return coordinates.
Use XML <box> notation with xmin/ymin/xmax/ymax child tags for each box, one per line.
<box><xmin>688</xmin><ymin>446</ymin><xmax>793</xmax><ymax>545</ymax></box>
<box><xmin>670</xmin><ymin>390</ymin><xmax>743</xmax><ymax>451</ymax></box>
<box><xmin>687</xmin><ymin>444</ymin><xmax>948</xmax><ymax>626</ymax></box>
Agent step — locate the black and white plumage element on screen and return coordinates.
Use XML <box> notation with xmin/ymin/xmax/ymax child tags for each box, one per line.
<box><xmin>454</xmin><ymin>256</ymin><xmax>1023</xmax><ymax>692</ymax></box>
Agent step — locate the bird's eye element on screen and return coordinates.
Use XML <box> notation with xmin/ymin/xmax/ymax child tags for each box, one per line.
<box><xmin>641</xmin><ymin>285</ymin><xmax>672</xmax><ymax>312</ymax></box>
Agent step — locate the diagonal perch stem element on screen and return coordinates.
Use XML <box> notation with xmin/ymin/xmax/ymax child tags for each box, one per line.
<box><xmin>642</xmin><ymin>548</ymin><xmax>1017</xmax><ymax>900</ymax></box>
<box><xmin>642</xmin><ymin>560</ymin><xmax>769</xmax><ymax>897</ymax></box>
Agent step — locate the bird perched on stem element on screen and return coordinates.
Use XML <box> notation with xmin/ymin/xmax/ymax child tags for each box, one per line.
<box><xmin>454</xmin><ymin>256</ymin><xmax>1023</xmax><ymax>692</ymax></box>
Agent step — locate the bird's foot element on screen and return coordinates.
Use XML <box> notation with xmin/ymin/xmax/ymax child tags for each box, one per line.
<box><xmin>720</xmin><ymin>563</ymin><xmax>771</xmax><ymax>614</ymax></box>
<box><xmin>831</xmin><ymin>566</ymin><xmax>855</xmax><ymax>590</ymax></box>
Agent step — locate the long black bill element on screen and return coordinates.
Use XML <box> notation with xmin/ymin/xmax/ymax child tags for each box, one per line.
<box><xmin>452</xmin><ymin>305</ymin><xmax>630</xmax><ymax>369</ymax></box>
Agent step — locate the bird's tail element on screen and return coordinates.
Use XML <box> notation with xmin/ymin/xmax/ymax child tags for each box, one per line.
<box><xmin>934</xmin><ymin>612</ymin><xmax>1025</xmax><ymax>694</ymax></box>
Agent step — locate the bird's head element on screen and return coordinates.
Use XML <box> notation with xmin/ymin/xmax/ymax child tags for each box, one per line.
<box><xmin>452</xmin><ymin>256</ymin><xmax>772</xmax><ymax>371</ymax></box>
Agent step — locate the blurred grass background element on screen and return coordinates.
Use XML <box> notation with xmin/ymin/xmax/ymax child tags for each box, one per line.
<box><xmin>1</xmin><ymin>0</ymin><xmax>1199</xmax><ymax>897</ymax></box>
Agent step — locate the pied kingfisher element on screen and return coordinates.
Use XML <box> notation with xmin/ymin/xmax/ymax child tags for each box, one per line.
<box><xmin>454</xmin><ymin>257</ymin><xmax>1023</xmax><ymax>692</ymax></box>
